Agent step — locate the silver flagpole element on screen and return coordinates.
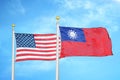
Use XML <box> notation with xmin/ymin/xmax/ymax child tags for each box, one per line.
<box><xmin>56</xmin><ymin>16</ymin><xmax>60</xmax><ymax>80</ymax></box>
<box><xmin>12</xmin><ymin>24</ymin><xmax>15</xmax><ymax>80</ymax></box>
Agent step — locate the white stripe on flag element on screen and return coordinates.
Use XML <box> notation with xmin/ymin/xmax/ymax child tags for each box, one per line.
<box><xmin>34</xmin><ymin>35</ymin><xmax>56</xmax><ymax>39</ymax></box>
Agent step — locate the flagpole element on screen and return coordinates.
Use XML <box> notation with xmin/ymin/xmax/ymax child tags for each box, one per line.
<box><xmin>12</xmin><ymin>24</ymin><xmax>15</xmax><ymax>80</ymax></box>
<box><xmin>56</xmin><ymin>16</ymin><xmax>60</xmax><ymax>80</ymax></box>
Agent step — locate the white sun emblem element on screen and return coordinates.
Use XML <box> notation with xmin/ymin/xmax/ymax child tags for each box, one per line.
<box><xmin>68</xmin><ymin>30</ymin><xmax>77</xmax><ymax>39</ymax></box>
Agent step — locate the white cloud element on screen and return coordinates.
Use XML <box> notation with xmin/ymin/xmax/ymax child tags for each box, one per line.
<box><xmin>84</xmin><ymin>1</ymin><xmax>94</xmax><ymax>10</ymax></box>
<box><xmin>64</xmin><ymin>0</ymin><xmax>82</xmax><ymax>10</ymax></box>
<box><xmin>8</xmin><ymin>0</ymin><xmax>25</xmax><ymax>15</ymax></box>
<box><xmin>55</xmin><ymin>0</ymin><xmax>95</xmax><ymax>10</ymax></box>
<box><xmin>60</xmin><ymin>15</ymin><xmax>85</xmax><ymax>27</ymax></box>
<box><xmin>114</xmin><ymin>0</ymin><xmax>120</xmax><ymax>3</ymax></box>
<box><xmin>55</xmin><ymin>0</ymin><xmax>82</xmax><ymax>10</ymax></box>
<box><xmin>18</xmin><ymin>0</ymin><xmax>120</xmax><ymax>34</ymax></box>
<box><xmin>55</xmin><ymin>0</ymin><xmax>119</xmax><ymax>32</ymax></box>
<box><xmin>54</xmin><ymin>0</ymin><xmax>100</xmax><ymax>26</ymax></box>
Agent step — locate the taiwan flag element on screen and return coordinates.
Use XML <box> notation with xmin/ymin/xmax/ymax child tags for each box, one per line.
<box><xmin>60</xmin><ymin>26</ymin><xmax>112</xmax><ymax>57</ymax></box>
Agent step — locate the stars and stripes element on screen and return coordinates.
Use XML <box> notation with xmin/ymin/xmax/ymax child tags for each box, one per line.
<box><xmin>15</xmin><ymin>33</ymin><xmax>61</xmax><ymax>62</ymax></box>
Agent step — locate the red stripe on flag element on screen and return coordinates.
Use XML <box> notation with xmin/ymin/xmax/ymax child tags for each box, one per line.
<box><xmin>36</xmin><ymin>46</ymin><xmax>57</xmax><ymax>48</ymax></box>
<box><xmin>16</xmin><ymin>58</ymin><xmax>56</xmax><ymax>62</ymax></box>
<box><xmin>16</xmin><ymin>53</ymin><xmax>56</xmax><ymax>56</ymax></box>
<box><xmin>35</xmin><ymin>42</ymin><xmax>61</xmax><ymax>44</ymax></box>
<box><xmin>34</xmin><ymin>34</ymin><xmax>56</xmax><ymax>36</ymax></box>
<box><xmin>35</xmin><ymin>38</ymin><xmax>57</xmax><ymax>40</ymax></box>
<box><xmin>17</xmin><ymin>49</ymin><xmax>56</xmax><ymax>52</ymax></box>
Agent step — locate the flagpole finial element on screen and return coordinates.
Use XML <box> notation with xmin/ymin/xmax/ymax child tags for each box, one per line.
<box><xmin>56</xmin><ymin>16</ymin><xmax>60</xmax><ymax>21</ymax></box>
<box><xmin>12</xmin><ymin>24</ymin><xmax>15</xmax><ymax>28</ymax></box>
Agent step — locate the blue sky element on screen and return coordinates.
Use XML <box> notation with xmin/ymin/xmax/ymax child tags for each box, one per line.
<box><xmin>0</xmin><ymin>0</ymin><xmax>120</xmax><ymax>80</ymax></box>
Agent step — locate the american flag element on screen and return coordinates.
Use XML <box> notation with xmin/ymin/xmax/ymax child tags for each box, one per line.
<box><xmin>15</xmin><ymin>33</ymin><xmax>61</xmax><ymax>62</ymax></box>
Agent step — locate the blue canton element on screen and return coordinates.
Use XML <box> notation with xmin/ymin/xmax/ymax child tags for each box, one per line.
<box><xmin>60</xmin><ymin>26</ymin><xmax>86</xmax><ymax>42</ymax></box>
<box><xmin>15</xmin><ymin>33</ymin><xmax>36</xmax><ymax>48</ymax></box>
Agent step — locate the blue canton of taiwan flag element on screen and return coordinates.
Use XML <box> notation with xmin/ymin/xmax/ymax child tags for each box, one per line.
<box><xmin>60</xmin><ymin>27</ymin><xmax>86</xmax><ymax>42</ymax></box>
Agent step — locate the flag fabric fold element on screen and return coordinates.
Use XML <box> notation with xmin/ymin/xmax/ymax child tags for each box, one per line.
<box><xmin>60</xmin><ymin>26</ymin><xmax>112</xmax><ymax>57</ymax></box>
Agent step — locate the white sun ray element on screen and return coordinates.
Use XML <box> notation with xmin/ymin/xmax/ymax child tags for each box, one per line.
<box><xmin>68</xmin><ymin>30</ymin><xmax>77</xmax><ymax>40</ymax></box>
